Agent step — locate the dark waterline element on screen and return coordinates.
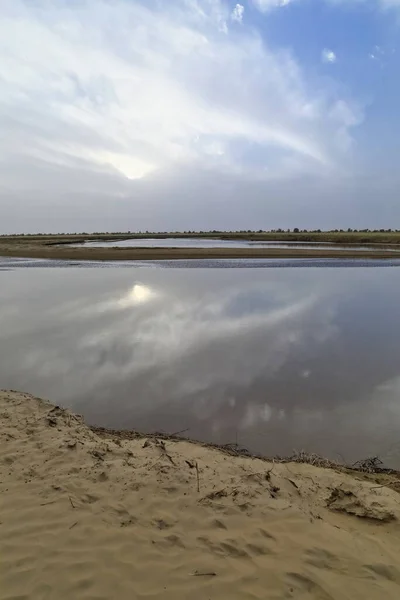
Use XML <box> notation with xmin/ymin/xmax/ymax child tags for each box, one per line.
<box><xmin>1</xmin><ymin>265</ymin><xmax>400</xmax><ymax>467</ymax></box>
<box><xmin>3</xmin><ymin>256</ymin><xmax>400</xmax><ymax>270</ymax></box>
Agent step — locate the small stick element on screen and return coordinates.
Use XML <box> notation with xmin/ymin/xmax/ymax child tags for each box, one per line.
<box><xmin>192</xmin><ymin>571</ymin><xmax>216</xmax><ymax>577</ymax></box>
<box><xmin>40</xmin><ymin>500</ymin><xmax>56</xmax><ymax>506</ymax></box>
<box><xmin>170</xmin><ymin>428</ymin><xmax>190</xmax><ymax>437</ymax></box>
<box><xmin>195</xmin><ymin>461</ymin><xmax>200</xmax><ymax>493</ymax></box>
<box><xmin>69</xmin><ymin>521</ymin><xmax>78</xmax><ymax>529</ymax></box>
<box><xmin>164</xmin><ymin>452</ymin><xmax>176</xmax><ymax>466</ymax></box>
<box><xmin>158</xmin><ymin>440</ymin><xmax>176</xmax><ymax>465</ymax></box>
<box><xmin>285</xmin><ymin>478</ymin><xmax>299</xmax><ymax>490</ymax></box>
<box><xmin>370</xmin><ymin>482</ymin><xmax>399</xmax><ymax>490</ymax></box>
<box><xmin>69</xmin><ymin>496</ymin><xmax>76</xmax><ymax>509</ymax></box>
<box><xmin>265</xmin><ymin>462</ymin><xmax>275</xmax><ymax>480</ymax></box>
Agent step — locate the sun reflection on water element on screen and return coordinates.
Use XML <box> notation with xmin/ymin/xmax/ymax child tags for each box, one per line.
<box><xmin>118</xmin><ymin>284</ymin><xmax>155</xmax><ymax>308</ymax></box>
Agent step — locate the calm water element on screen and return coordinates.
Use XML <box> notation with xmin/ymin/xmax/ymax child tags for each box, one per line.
<box><xmin>1</xmin><ymin>263</ymin><xmax>400</xmax><ymax>466</ymax></box>
<box><xmin>73</xmin><ymin>236</ymin><xmax>397</xmax><ymax>252</ymax></box>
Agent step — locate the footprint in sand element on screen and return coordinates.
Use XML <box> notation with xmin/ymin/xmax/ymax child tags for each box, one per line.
<box><xmin>304</xmin><ymin>547</ymin><xmax>339</xmax><ymax>570</ymax></box>
<box><xmin>198</xmin><ymin>535</ymin><xmax>273</xmax><ymax>559</ymax></box>
<box><xmin>363</xmin><ymin>563</ymin><xmax>400</xmax><ymax>583</ymax></box>
<box><xmin>286</xmin><ymin>572</ymin><xmax>334</xmax><ymax>600</ymax></box>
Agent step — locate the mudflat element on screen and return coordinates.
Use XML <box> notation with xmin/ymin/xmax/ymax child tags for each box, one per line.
<box><xmin>1</xmin><ymin>233</ymin><xmax>400</xmax><ymax>261</ymax></box>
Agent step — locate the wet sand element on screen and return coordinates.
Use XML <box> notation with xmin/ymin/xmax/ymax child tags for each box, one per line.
<box><xmin>2</xmin><ymin>389</ymin><xmax>400</xmax><ymax>599</ymax></box>
<box><xmin>1</xmin><ymin>239</ymin><xmax>400</xmax><ymax>260</ymax></box>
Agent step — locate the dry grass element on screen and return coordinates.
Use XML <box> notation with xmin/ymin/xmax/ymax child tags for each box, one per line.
<box><xmin>92</xmin><ymin>425</ymin><xmax>400</xmax><ymax>480</ymax></box>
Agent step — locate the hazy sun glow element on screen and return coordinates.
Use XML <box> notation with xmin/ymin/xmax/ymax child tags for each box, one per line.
<box><xmin>101</xmin><ymin>153</ymin><xmax>156</xmax><ymax>180</ymax></box>
<box><xmin>118</xmin><ymin>284</ymin><xmax>155</xmax><ymax>308</ymax></box>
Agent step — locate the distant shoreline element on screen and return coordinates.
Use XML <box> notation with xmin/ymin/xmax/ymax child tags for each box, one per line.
<box><xmin>2</xmin><ymin>231</ymin><xmax>400</xmax><ymax>260</ymax></box>
<box><xmin>2</xmin><ymin>245</ymin><xmax>400</xmax><ymax>261</ymax></box>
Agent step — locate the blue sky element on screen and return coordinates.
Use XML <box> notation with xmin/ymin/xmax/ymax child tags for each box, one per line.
<box><xmin>0</xmin><ymin>0</ymin><xmax>399</xmax><ymax>232</ymax></box>
<box><xmin>261</xmin><ymin>2</ymin><xmax>399</xmax><ymax>171</ymax></box>
<box><xmin>257</xmin><ymin>1</ymin><xmax>399</xmax><ymax>161</ymax></box>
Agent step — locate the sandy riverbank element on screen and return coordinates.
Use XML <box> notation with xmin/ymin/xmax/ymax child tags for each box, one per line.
<box><xmin>2</xmin><ymin>233</ymin><xmax>400</xmax><ymax>261</ymax></box>
<box><xmin>2</xmin><ymin>242</ymin><xmax>400</xmax><ymax>261</ymax></box>
<box><xmin>2</xmin><ymin>390</ymin><xmax>400</xmax><ymax>599</ymax></box>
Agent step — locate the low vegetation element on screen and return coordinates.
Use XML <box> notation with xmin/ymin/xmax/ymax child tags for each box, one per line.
<box><xmin>1</xmin><ymin>229</ymin><xmax>400</xmax><ymax>261</ymax></box>
<box><xmin>2</xmin><ymin>229</ymin><xmax>400</xmax><ymax>246</ymax></box>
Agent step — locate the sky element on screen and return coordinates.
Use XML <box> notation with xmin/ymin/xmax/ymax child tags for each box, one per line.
<box><xmin>0</xmin><ymin>0</ymin><xmax>399</xmax><ymax>233</ymax></box>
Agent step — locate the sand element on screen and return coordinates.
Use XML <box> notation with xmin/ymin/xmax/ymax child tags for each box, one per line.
<box><xmin>1</xmin><ymin>239</ymin><xmax>400</xmax><ymax>261</ymax></box>
<box><xmin>2</xmin><ymin>390</ymin><xmax>400</xmax><ymax>599</ymax></box>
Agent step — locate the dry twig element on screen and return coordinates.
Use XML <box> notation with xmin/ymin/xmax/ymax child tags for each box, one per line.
<box><xmin>195</xmin><ymin>461</ymin><xmax>200</xmax><ymax>493</ymax></box>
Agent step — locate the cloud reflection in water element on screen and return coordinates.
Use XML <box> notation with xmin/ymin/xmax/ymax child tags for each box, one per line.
<box><xmin>1</xmin><ymin>267</ymin><xmax>400</xmax><ymax>465</ymax></box>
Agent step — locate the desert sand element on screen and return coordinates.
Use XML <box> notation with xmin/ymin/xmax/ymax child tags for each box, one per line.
<box><xmin>2</xmin><ymin>390</ymin><xmax>400</xmax><ymax>599</ymax></box>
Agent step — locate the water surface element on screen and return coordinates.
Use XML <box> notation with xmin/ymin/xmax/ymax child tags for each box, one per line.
<box><xmin>1</xmin><ymin>265</ymin><xmax>400</xmax><ymax>466</ymax></box>
<box><xmin>72</xmin><ymin>236</ymin><xmax>398</xmax><ymax>252</ymax></box>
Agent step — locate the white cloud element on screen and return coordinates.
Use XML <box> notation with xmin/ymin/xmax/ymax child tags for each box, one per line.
<box><xmin>252</xmin><ymin>0</ymin><xmax>294</xmax><ymax>12</ymax></box>
<box><xmin>0</xmin><ymin>0</ymin><xmax>370</xmax><ymax>233</ymax></box>
<box><xmin>321</xmin><ymin>48</ymin><xmax>337</xmax><ymax>63</ymax></box>
<box><xmin>0</xmin><ymin>0</ymin><xmax>362</xmax><ymax>185</ymax></box>
<box><xmin>231</xmin><ymin>3</ymin><xmax>245</xmax><ymax>22</ymax></box>
<box><xmin>253</xmin><ymin>0</ymin><xmax>400</xmax><ymax>11</ymax></box>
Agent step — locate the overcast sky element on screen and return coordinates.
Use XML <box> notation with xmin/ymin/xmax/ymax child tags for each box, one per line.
<box><xmin>0</xmin><ymin>0</ymin><xmax>399</xmax><ymax>233</ymax></box>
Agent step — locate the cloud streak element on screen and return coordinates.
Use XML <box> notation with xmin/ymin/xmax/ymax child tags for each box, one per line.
<box><xmin>253</xmin><ymin>0</ymin><xmax>400</xmax><ymax>11</ymax></box>
<box><xmin>5</xmin><ymin>0</ymin><xmax>400</xmax><ymax>232</ymax></box>
<box><xmin>0</xmin><ymin>1</ymin><xmax>361</xmax><ymax>188</ymax></box>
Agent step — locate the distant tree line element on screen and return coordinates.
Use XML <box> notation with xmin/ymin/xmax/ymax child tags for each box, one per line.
<box><xmin>1</xmin><ymin>228</ymin><xmax>399</xmax><ymax>237</ymax></box>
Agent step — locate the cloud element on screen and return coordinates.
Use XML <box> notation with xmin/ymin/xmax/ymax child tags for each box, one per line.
<box><xmin>0</xmin><ymin>269</ymin><xmax>337</xmax><ymax>424</ymax></box>
<box><xmin>0</xmin><ymin>1</ymin><xmax>361</xmax><ymax>178</ymax></box>
<box><xmin>368</xmin><ymin>44</ymin><xmax>392</xmax><ymax>63</ymax></box>
<box><xmin>359</xmin><ymin>0</ymin><xmax>400</xmax><ymax>7</ymax></box>
<box><xmin>231</xmin><ymin>3</ymin><xmax>245</xmax><ymax>23</ymax></box>
<box><xmin>321</xmin><ymin>48</ymin><xmax>337</xmax><ymax>64</ymax></box>
<box><xmin>0</xmin><ymin>0</ymin><xmax>395</xmax><ymax>232</ymax></box>
<box><xmin>253</xmin><ymin>0</ymin><xmax>400</xmax><ymax>11</ymax></box>
<box><xmin>252</xmin><ymin>0</ymin><xmax>294</xmax><ymax>12</ymax></box>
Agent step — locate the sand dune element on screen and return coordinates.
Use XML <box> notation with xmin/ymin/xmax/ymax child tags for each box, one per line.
<box><xmin>2</xmin><ymin>390</ymin><xmax>400</xmax><ymax>599</ymax></box>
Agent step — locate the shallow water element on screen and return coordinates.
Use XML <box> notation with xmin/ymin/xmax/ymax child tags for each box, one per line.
<box><xmin>1</xmin><ymin>264</ymin><xmax>400</xmax><ymax>466</ymax></box>
<box><xmin>3</xmin><ymin>256</ymin><xmax>400</xmax><ymax>270</ymax></box>
<box><xmin>72</xmin><ymin>236</ymin><xmax>398</xmax><ymax>252</ymax></box>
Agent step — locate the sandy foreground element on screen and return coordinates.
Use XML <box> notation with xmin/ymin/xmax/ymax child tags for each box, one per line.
<box><xmin>2</xmin><ymin>391</ymin><xmax>400</xmax><ymax>599</ymax></box>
